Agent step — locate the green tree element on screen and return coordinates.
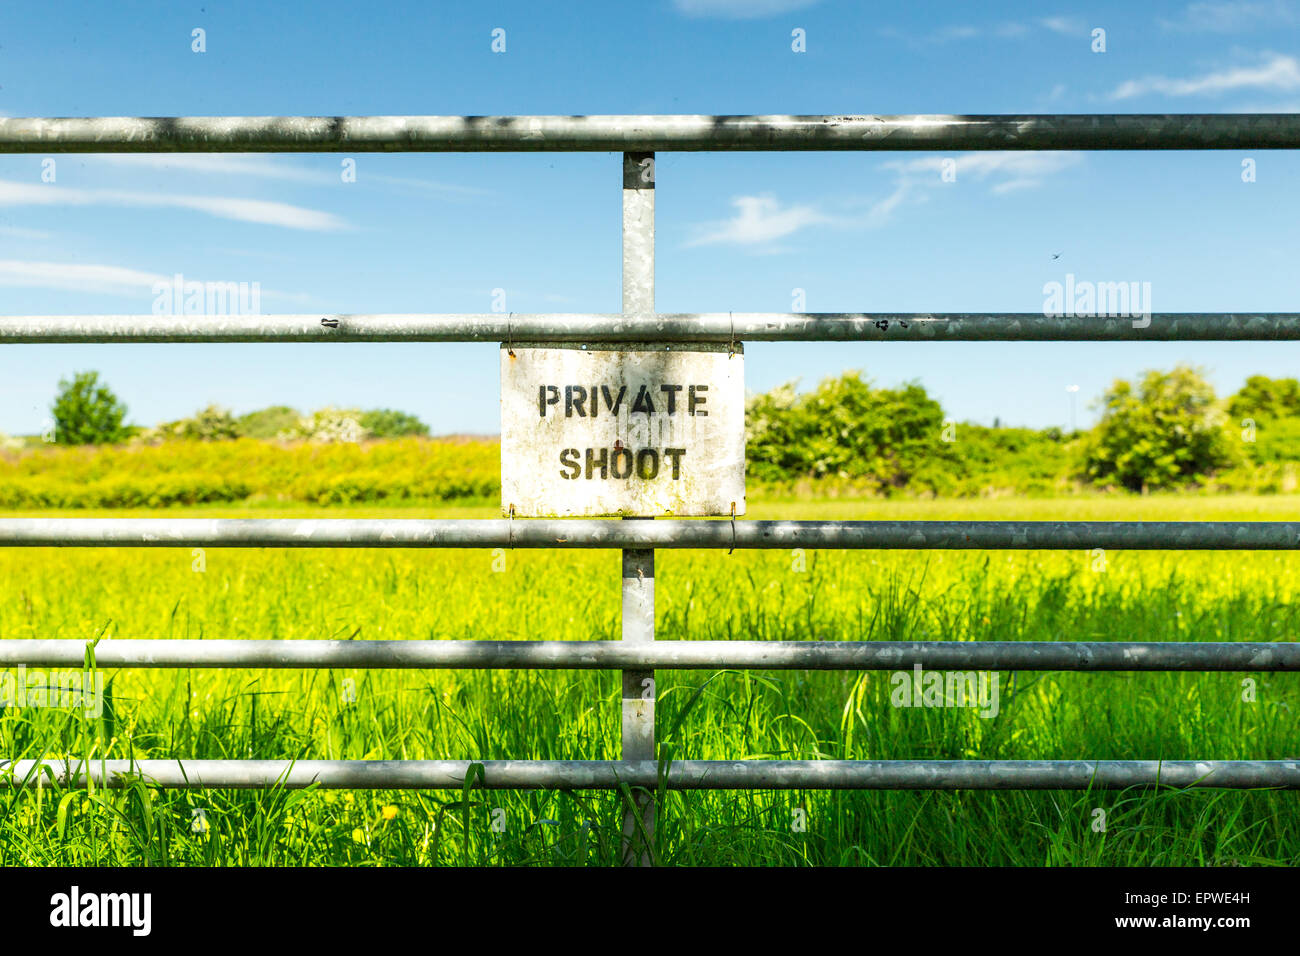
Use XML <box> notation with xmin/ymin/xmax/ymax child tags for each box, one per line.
<box><xmin>1084</xmin><ymin>365</ymin><xmax>1237</xmax><ymax>491</ymax></box>
<box><xmin>1227</xmin><ymin>375</ymin><xmax>1300</xmax><ymax>425</ymax></box>
<box><xmin>51</xmin><ymin>371</ymin><xmax>130</xmax><ymax>445</ymax></box>
<box><xmin>358</xmin><ymin>408</ymin><xmax>430</xmax><ymax>438</ymax></box>
<box><xmin>746</xmin><ymin>371</ymin><xmax>954</xmax><ymax>489</ymax></box>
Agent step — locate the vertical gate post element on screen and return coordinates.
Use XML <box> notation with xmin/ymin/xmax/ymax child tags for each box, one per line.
<box><xmin>621</xmin><ymin>151</ymin><xmax>655</xmax><ymax>865</ymax></box>
<box><xmin>620</xmin><ymin>545</ymin><xmax>654</xmax><ymax>864</ymax></box>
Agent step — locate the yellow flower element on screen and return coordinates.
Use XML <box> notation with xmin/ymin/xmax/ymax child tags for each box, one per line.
<box><xmin>381</xmin><ymin>805</ymin><xmax>399</xmax><ymax>821</ymax></box>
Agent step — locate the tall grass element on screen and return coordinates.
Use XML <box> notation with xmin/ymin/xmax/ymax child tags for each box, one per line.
<box><xmin>0</xmin><ymin>496</ymin><xmax>1297</xmax><ymax>865</ymax></box>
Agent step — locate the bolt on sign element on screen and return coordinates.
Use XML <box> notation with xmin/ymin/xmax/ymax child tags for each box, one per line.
<box><xmin>501</xmin><ymin>343</ymin><xmax>745</xmax><ymax>517</ymax></box>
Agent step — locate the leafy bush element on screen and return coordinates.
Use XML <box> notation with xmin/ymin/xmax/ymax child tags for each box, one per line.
<box><xmin>147</xmin><ymin>404</ymin><xmax>240</xmax><ymax>442</ymax></box>
<box><xmin>52</xmin><ymin>371</ymin><xmax>130</xmax><ymax>445</ymax></box>
<box><xmin>236</xmin><ymin>406</ymin><xmax>302</xmax><ymax>440</ymax></box>
<box><xmin>279</xmin><ymin>407</ymin><xmax>368</xmax><ymax>443</ymax></box>
<box><xmin>0</xmin><ymin>437</ymin><xmax>499</xmax><ymax>508</ymax></box>
<box><xmin>1084</xmin><ymin>365</ymin><xmax>1238</xmax><ymax>491</ymax></box>
<box><xmin>945</xmin><ymin>424</ymin><xmax>1081</xmax><ymax>496</ymax></box>
<box><xmin>746</xmin><ymin>372</ymin><xmax>956</xmax><ymax>492</ymax></box>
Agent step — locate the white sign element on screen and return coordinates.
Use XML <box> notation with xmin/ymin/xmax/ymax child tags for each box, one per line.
<box><xmin>500</xmin><ymin>344</ymin><xmax>745</xmax><ymax>517</ymax></box>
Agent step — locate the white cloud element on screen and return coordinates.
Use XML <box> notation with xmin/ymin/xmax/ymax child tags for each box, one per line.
<box><xmin>1110</xmin><ymin>52</ymin><xmax>1300</xmax><ymax>99</ymax></box>
<box><xmin>1159</xmin><ymin>1</ymin><xmax>1296</xmax><ymax>32</ymax></box>
<box><xmin>0</xmin><ymin>225</ymin><xmax>51</xmax><ymax>240</ymax></box>
<box><xmin>361</xmin><ymin>172</ymin><xmax>491</xmax><ymax>198</ymax></box>
<box><xmin>994</xmin><ymin>22</ymin><xmax>1031</xmax><ymax>37</ymax></box>
<box><xmin>0</xmin><ymin>258</ymin><xmax>309</xmax><ymax>302</ymax></box>
<box><xmin>1224</xmin><ymin>98</ymin><xmax>1300</xmax><ymax>110</ymax></box>
<box><xmin>94</xmin><ymin>154</ymin><xmax>489</xmax><ymax>198</ymax></box>
<box><xmin>686</xmin><ymin>195</ymin><xmax>831</xmax><ymax>247</ymax></box>
<box><xmin>686</xmin><ymin>153</ymin><xmax>1080</xmax><ymax>249</ymax></box>
<box><xmin>843</xmin><ymin>153</ymin><xmax>1080</xmax><ymax>228</ymax></box>
<box><xmin>0</xmin><ymin>259</ymin><xmax>171</xmax><ymax>295</ymax></box>
<box><xmin>0</xmin><ymin>179</ymin><xmax>345</xmax><ymax>230</ymax></box>
<box><xmin>930</xmin><ymin>25</ymin><xmax>981</xmax><ymax>41</ymax></box>
<box><xmin>1038</xmin><ymin>16</ymin><xmax>1085</xmax><ymax>35</ymax></box>
<box><xmin>155</xmin><ymin>194</ymin><xmax>343</xmax><ymax>230</ymax></box>
<box><xmin>673</xmin><ymin>0</ymin><xmax>819</xmax><ymax>17</ymax></box>
<box><xmin>882</xmin><ymin>16</ymin><xmax>1083</xmax><ymax>44</ymax></box>
<box><xmin>876</xmin><ymin>152</ymin><xmax>1083</xmax><ymax>211</ymax></box>
<box><xmin>97</xmin><ymin>154</ymin><xmax>328</xmax><ymax>182</ymax></box>
<box><xmin>990</xmin><ymin>178</ymin><xmax>1044</xmax><ymax>195</ymax></box>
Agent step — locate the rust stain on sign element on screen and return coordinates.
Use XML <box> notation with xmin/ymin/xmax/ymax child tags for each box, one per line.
<box><xmin>501</xmin><ymin>344</ymin><xmax>745</xmax><ymax>517</ymax></box>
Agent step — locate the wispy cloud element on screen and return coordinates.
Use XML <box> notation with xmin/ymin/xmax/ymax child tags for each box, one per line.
<box><xmin>1038</xmin><ymin>16</ymin><xmax>1086</xmax><ymax>35</ymax></box>
<box><xmin>1223</xmin><ymin>98</ymin><xmax>1300</xmax><ymax>110</ymax></box>
<box><xmin>0</xmin><ymin>258</ymin><xmax>309</xmax><ymax>301</ymax></box>
<box><xmin>687</xmin><ymin>153</ymin><xmax>1081</xmax><ymax>249</ymax></box>
<box><xmin>672</xmin><ymin>0</ymin><xmax>820</xmax><ymax>18</ymax></box>
<box><xmin>1159</xmin><ymin>1</ymin><xmax>1297</xmax><ymax>32</ymax></box>
<box><xmin>0</xmin><ymin>260</ymin><xmax>167</xmax><ymax>295</ymax></box>
<box><xmin>1109</xmin><ymin>52</ymin><xmax>1300</xmax><ymax>99</ymax></box>
<box><xmin>0</xmin><ymin>225</ymin><xmax>51</xmax><ymax>240</ymax></box>
<box><xmin>881</xmin><ymin>153</ymin><xmax>1082</xmax><ymax>193</ymax></box>
<box><xmin>881</xmin><ymin>16</ymin><xmax>1085</xmax><ymax>45</ymax></box>
<box><xmin>95</xmin><ymin>154</ymin><xmax>490</xmax><ymax>198</ymax></box>
<box><xmin>687</xmin><ymin>195</ymin><xmax>831</xmax><ymax>247</ymax></box>
<box><xmin>875</xmin><ymin>152</ymin><xmax>1083</xmax><ymax>214</ymax></box>
<box><xmin>0</xmin><ymin>179</ymin><xmax>345</xmax><ymax>230</ymax></box>
<box><xmin>97</xmin><ymin>154</ymin><xmax>328</xmax><ymax>182</ymax></box>
<box><xmin>358</xmin><ymin>172</ymin><xmax>491</xmax><ymax>198</ymax></box>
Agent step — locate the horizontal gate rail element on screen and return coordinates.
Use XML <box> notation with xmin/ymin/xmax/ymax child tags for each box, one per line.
<box><xmin>3</xmin><ymin>113</ymin><xmax>1300</xmax><ymax>153</ymax></box>
<box><xmin>3</xmin><ymin>639</ymin><xmax>1298</xmax><ymax>671</ymax></box>
<box><xmin>4</xmin><ymin>759</ymin><xmax>1299</xmax><ymax>790</ymax></box>
<box><xmin>0</xmin><ymin>518</ymin><xmax>1296</xmax><ymax>550</ymax></box>
<box><xmin>3</xmin><ymin>313</ymin><xmax>1299</xmax><ymax>344</ymax></box>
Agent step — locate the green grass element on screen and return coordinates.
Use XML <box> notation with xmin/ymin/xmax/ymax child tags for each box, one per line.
<box><xmin>1</xmin><ymin>494</ymin><xmax>1298</xmax><ymax>865</ymax></box>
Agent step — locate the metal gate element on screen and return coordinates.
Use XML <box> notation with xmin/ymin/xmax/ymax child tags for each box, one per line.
<box><xmin>2</xmin><ymin>114</ymin><xmax>1300</xmax><ymax>865</ymax></box>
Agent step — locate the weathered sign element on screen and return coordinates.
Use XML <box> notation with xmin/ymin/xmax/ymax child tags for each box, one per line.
<box><xmin>501</xmin><ymin>344</ymin><xmax>745</xmax><ymax>517</ymax></box>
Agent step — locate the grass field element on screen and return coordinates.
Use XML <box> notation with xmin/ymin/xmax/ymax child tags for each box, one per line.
<box><xmin>1</xmin><ymin>494</ymin><xmax>1298</xmax><ymax>866</ymax></box>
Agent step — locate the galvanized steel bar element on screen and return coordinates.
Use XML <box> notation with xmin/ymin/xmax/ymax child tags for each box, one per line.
<box><xmin>4</xmin><ymin>639</ymin><xmax>1298</xmax><ymax>671</ymax></box>
<box><xmin>0</xmin><ymin>518</ymin><xmax>1296</xmax><ymax>550</ymax></box>
<box><xmin>621</xmin><ymin>545</ymin><xmax>655</xmax><ymax>864</ymax></box>
<box><xmin>620</xmin><ymin>152</ymin><xmax>657</xmax><ymax>865</ymax></box>
<box><xmin>622</xmin><ymin>154</ymin><xmax>654</xmax><ymax>315</ymax></box>
<box><xmin>3</xmin><ymin>313</ymin><xmax>1300</xmax><ymax>343</ymax></box>
<box><xmin>3</xmin><ymin>114</ymin><xmax>1299</xmax><ymax>153</ymax></box>
<box><xmin>5</xmin><ymin>759</ymin><xmax>1299</xmax><ymax>790</ymax></box>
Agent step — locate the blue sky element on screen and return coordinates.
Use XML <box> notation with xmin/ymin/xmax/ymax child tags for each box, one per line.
<box><xmin>1</xmin><ymin>0</ymin><xmax>1299</xmax><ymax>436</ymax></box>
